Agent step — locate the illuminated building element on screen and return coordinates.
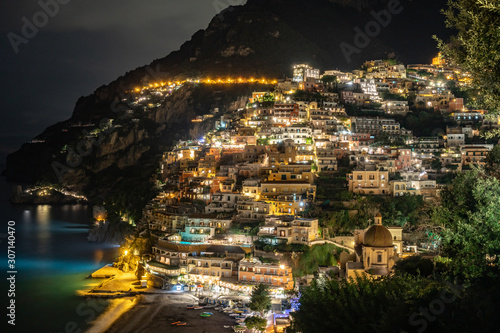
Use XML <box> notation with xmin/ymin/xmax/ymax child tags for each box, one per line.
<box><xmin>293</xmin><ymin>64</ymin><xmax>320</xmax><ymax>83</ymax></box>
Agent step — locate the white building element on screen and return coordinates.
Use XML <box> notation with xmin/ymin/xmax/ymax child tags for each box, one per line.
<box><xmin>293</xmin><ymin>64</ymin><xmax>320</xmax><ymax>83</ymax></box>
<box><xmin>205</xmin><ymin>192</ymin><xmax>241</xmax><ymax>214</ymax></box>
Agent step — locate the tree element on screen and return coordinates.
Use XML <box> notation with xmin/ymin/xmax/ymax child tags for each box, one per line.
<box><xmin>249</xmin><ymin>284</ymin><xmax>271</xmax><ymax>316</ymax></box>
<box><xmin>485</xmin><ymin>144</ymin><xmax>500</xmax><ymax>177</ymax></box>
<box><xmin>244</xmin><ymin>316</ymin><xmax>267</xmax><ymax>332</ymax></box>
<box><xmin>289</xmin><ymin>275</ymin><xmax>459</xmax><ymax>333</ymax></box>
<box><xmin>136</xmin><ymin>263</ymin><xmax>145</xmax><ymax>280</ymax></box>
<box><xmin>435</xmin><ymin>1</ymin><xmax>500</xmax><ymax>137</ymax></box>
<box><xmin>394</xmin><ymin>256</ymin><xmax>434</xmax><ymax>277</ymax></box>
<box><xmin>431</xmin><ymin>157</ymin><xmax>443</xmax><ymax>176</ymax></box>
<box><xmin>320</xmin><ymin>75</ymin><xmax>337</xmax><ymax>84</ymax></box>
<box><xmin>433</xmin><ymin>168</ymin><xmax>500</xmax><ymax>281</ymax></box>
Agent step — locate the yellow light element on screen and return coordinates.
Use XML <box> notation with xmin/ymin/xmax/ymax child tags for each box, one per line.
<box><xmin>124</xmin><ymin>250</ymin><xmax>128</xmax><ymax>255</ymax></box>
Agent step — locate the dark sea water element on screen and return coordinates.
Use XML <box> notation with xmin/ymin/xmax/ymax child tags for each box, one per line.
<box><xmin>0</xmin><ymin>177</ymin><xmax>118</xmax><ymax>332</ymax></box>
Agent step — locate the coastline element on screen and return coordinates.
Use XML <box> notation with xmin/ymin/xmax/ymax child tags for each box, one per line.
<box><xmin>86</xmin><ymin>297</ymin><xmax>138</xmax><ymax>333</ymax></box>
<box><xmin>101</xmin><ymin>294</ymin><xmax>236</xmax><ymax>333</ymax></box>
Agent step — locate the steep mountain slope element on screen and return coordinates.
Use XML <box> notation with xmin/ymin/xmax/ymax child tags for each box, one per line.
<box><xmin>4</xmin><ymin>0</ymin><xmax>449</xmax><ymax>192</ymax></box>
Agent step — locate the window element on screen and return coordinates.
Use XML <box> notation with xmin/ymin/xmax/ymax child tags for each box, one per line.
<box><xmin>377</xmin><ymin>253</ymin><xmax>382</xmax><ymax>263</ymax></box>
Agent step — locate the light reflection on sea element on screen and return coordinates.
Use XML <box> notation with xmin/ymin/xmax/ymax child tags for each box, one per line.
<box><xmin>0</xmin><ymin>179</ymin><xmax>118</xmax><ymax>332</ymax></box>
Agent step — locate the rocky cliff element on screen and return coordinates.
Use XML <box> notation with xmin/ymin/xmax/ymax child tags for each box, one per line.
<box><xmin>4</xmin><ymin>0</ymin><xmax>449</xmax><ymax>206</ymax></box>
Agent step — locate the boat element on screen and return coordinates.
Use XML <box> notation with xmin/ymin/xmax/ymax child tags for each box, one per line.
<box><xmin>193</xmin><ymin>306</ymin><xmax>204</xmax><ymax>310</ymax></box>
<box><xmin>186</xmin><ymin>305</ymin><xmax>195</xmax><ymax>309</ymax></box>
<box><xmin>177</xmin><ymin>322</ymin><xmax>187</xmax><ymax>326</ymax></box>
<box><xmin>171</xmin><ymin>321</ymin><xmax>180</xmax><ymax>325</ymax></box>
<box><xmin>200</xmin><ymin>312</ymin><xmax>212</xmax><ymax>317</ymax></box>
<box><xmin>233</xmin><ymin>310</ymin><xmax>243</xmax><ymax>314</ymax></box>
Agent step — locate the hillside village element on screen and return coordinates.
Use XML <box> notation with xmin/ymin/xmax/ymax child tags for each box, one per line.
<box><xmin>95</xmin><ymin>55</ymin><xmax>498</xmax><ymax>332</ymax></box>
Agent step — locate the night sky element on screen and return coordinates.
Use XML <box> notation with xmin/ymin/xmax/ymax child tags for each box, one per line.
<box><xmin>0</xmin><ymin>0</ymin><xmax>239</xmax><ymax>167</ymax></box>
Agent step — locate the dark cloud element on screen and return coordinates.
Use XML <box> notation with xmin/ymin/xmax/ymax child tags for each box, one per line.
<box><xmin>0</xmin><ymin>0</ymin><xmax>239</xmax><ymax>158</ymax></box>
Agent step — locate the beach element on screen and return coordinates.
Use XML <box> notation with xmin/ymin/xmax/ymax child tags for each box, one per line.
<box><xmin>90</xmin><ymin>293</ymin><xmax>237</xmax><ymax>333</ymax></box>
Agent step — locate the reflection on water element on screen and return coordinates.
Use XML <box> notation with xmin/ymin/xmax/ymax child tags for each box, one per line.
<box><xmin>0</xmin><ymin>179</ymin><xmax>118</xmax><ymax>332</ymax></box>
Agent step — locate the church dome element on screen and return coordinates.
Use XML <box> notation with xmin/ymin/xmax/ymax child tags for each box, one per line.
<box><xmin>363</xmin><ymin>224</ymin><xmax>393</xmax><ymax>247</ymax></box>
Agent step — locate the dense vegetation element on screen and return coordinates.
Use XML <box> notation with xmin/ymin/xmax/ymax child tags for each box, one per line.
<box><xmin>293</xmin><ymin>244</ymin><xmax>345</xmax><ymax>277</ymax></box>
<box><xmin>290</xmin><ymin>167</ymin><xmax>500</xmax><ymax>333</ymax></box>
<box><xmin>289</xmin><ymin>273</ymin><xmax>500</xmax><ymax>333</ymax></box>
<box><xmin>436</xmin><ymin>0</ymin><xmax>500</xmax><ymax>138</ymax></box>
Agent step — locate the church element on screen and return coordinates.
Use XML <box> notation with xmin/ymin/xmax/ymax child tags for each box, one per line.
<box><xmin>346</xmin><ymin>213</ymin><xmax>398</xmax><ymax>279</ymax></box>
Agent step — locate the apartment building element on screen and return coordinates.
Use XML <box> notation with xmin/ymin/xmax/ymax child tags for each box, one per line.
<box><xmin>461</xmin><ymin>145</ymin><xmax>493</xmax><ymax>167</ymax></box>
<box><xmin>390</xmin><ymin>180</ymin><xmax>436</xmax><ymax>197</ymax></box>
<box><xmin>205</xmin><ymin>192</ymin><xmax>241</xmax><ymax>213</ymax></box>
<box><xmin>145</xmin><ymin>211</ymin><xmax>187</xmax><ymax>233</ymax></box>
<box><xmin>238</xmin><ymin>259</ymin><xmax>294</xmax><ymax>290</ymax></box>
<box><xmin>273</xmin><ymin>103</ymin><xmax>300</xmax><ymax>124</ymax></box>
<box><xmin>188</xmin><ymin>254</ymin><xmax>236</xmax><ymax>282</ymax></box>
<box><xmin>236</xmin><ymin>198</ymin><xmax>270</xmax><ymax>222</ymax></box>
<box><xmin>351</xmin><ymin>117</ymin><xmax>401</xmax><ymax>135</ymax></box>
<box><xmin>180</xmin><ymin>216</ymin><xmax>232</xmax><ymax>242</ymax></box>
<box><xmin>347</xmin><ymin>166</ymin><xmax>390</xmax><ymax>195</ymax></box>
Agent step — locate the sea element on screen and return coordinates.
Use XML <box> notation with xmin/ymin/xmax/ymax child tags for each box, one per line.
<box><xmin>0</xmin><ymin>177</ymin><xmax>118</xmax><ymax>332</ymax></box>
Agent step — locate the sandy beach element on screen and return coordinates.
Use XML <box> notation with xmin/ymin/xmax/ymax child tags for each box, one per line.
<box><xmin>90</xmin><ymin>293</ymin><xmax>237</xmax><ymax>333</ymax></box>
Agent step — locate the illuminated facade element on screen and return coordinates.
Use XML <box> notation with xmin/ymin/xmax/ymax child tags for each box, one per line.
<box><xmin>238</xmin><ymin>259</ymin><xmax>294</xmax><ymax>290</ymax></box>
<box><xmin>293</xmin><ymin>64</ymin><xmax>320</xmax><ymax>83</ymax></box>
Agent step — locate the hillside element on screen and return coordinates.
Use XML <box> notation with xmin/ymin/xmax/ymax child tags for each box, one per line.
<box><xmin>4</xmin><ymin>0</ymin><xmax>449</xmax><ymax>201</ymax></box>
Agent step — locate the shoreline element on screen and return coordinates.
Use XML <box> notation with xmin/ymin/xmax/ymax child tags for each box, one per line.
<box><xmin>102</xmin><ymin>293</ymin><xmax>237</xmax><ymax>333</ymax></box>
<box><xmin>86</xmin><ymin>296</ymin><xmax>138</xmax><ymax>333</ymax></box>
